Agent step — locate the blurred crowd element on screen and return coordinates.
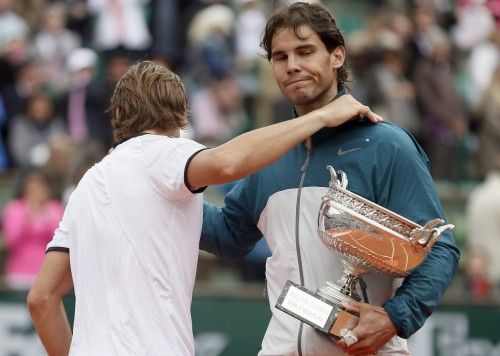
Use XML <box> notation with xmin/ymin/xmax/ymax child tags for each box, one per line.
<box><xmin>0</xmin><ymin>0</ymin><xmax>499</xmax><ymax>302</ymax></box>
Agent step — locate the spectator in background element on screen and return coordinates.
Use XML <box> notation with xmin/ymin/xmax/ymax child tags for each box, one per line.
<box><xmin>346</xmin><ymin>30</ymin><xmax>372</xmax><ymax>106</ymax></box>
<box><xmin>42</xmin><ymin>134</ymin><xmax>76</xmax><ymax>201</ymax></box>
<box><xmin>87</xmin><ymin>0</ymin><xmax>152</xmax><ymax>59</ymax></box>
<box><xmin>66</xmin><ymin>0</ymin><xmax>93</xmax><ymax>47</ymax></box>
<box><xmin>468</xmin><ymin>29</ymin><xmax>499</xmax><ymax>110</ymax></box>
<box><xmin>466</xmin><ymin>65</ymin><xmax>500</xmax><ymax>299</ymax></box>
<box><xmin>371</xmin><ymin>30</ymin><xmax>421</xmax><ymax>138</ymax></box>
<box><xmin>0</xmin><ymin>95</ymin><xmax>9</xmax><ymax>171</ymax></box>
<box><xmin>151</xmin><ymin>0</ymin><xmax>181</xmax><ymax>68</ymax></box>
<box><xmin>10</xmin><ymin>0</ymin><xmax>45</xmax><ymax>30</ymax></box>
<box><xmin>186</xmin><ymin>3</ymin><xmax>236</xmax><ymax>87</ymax></box>
<box><xmin>234</xmin><ymin>0</ymin><xmax>265</xmax><ymax>72</ymax></box>
<box><xmin>487</xmin><ymin>0</ymin><xmax>500</xmax><ymax>26</ymax></box>
<box><xmin>186</xmin><ymin>3</ymin><xmax>247</xmax><ymax>142</ymax></box>
<box><xmin>33</xmin><ymin>2</ymin><xmax>81</xmax><ymax>96</ymax></box>
<box><xmin>0</xmin><ymin>0</ymin><xmax>29</xmax><ymax>56</ymax></box>
<box><xmin>388</xmin><ymin>12</ymin><xmax>413</xmax><ymax>45</ymax></box>
<box><xmin>234</xmin><ymin>0</ymin><xmax>266</xmax><ymax>128</ymax></box>
<box><xmin>467</xmin><ymin>172</ymin><xmax>500</xmax><ymax>299</ymax></box>
<box><xmin>407</xmin><ymin>6</ymin><xmax>444</xmax><ymax>75</ymax></box>
<box><xmin>3</xmin><ymin>168</ymin><xmax>64</xmax><ymax>290</ymax></box>
<box><xmin>1</xmin><ymin>60</ymin><xmax>45</xmax><ymax>169</ymax></box>
<box><xmin>462</xmin><ymin>248</ymin><xmax>493</xmax><ymax>302</ymax></box>
<box><xmin>475</xmin><ymin>64</ymin><xmax>500</xmax><ymax>178</ymax></box>
<box><xmin>85</xmin><ymin>51</ymin><xmax>130</xmax><ymax>149</ymax></box>
<box><xmin>413</xmin><ymin>31</ymin><xmax>468</xmax><ymax>180</ymax></box>
<box><xmin>8</xmin><ymin>90</ymin><xmax>66</xmax><ymax>169</ymax></box>
<box><xmin>2</xmin><ymin>60</ymin><xmax>45</xmax><ymax>124</ymax></box>
<box><xmin>451</xmin><ymin>0</ymin><xmax>495</xmax><ymax>52</ymax></box>
<box><xmin>464</xmin><ymin>246</ymin><xmax>493</xmax><ymax>303</ymax></box>
<box><xmin>0</xmin><ymin>0</ymin><xmax>30</xmax><ymax>89</ymax></box>
<box><xmin>64</xmin><ymin>48</ymin><xmax>98</xmax><ymax>144</ymax></box>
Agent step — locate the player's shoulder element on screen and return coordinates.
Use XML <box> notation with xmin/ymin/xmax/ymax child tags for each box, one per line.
<box><xmin>144</xmin><ymin>135</ymin><xmax>206</xmax><ymax>153</ymax></box>
<box><xmin>172</xmin><ymin>137</ymin><xmax>206</xmax><ymax>151</ymax></box>
<box><xmin>360</xmin><ymin>121</ymin><xmax>417</xmax><ymax>147</ymax></box>
<box><xmin>347</xmin><ymin>121</ymin><xmax>424</xmax><ymax>162</ymax></box>
<box><xmin>363</xmin><ymin>120</ymin><xmax>411</xmax><ymax>137</ymax></box>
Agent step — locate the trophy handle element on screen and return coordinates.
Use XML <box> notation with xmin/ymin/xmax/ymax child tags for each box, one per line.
<box><xmin>425</xmin><ymin>223</ymin><xmax>455</xmax><ymax>248</ymax></box>
<box><xmin>326</xmin><ymin>165</ymin><xmax>348</xmax><ymax>189</ymax></box>
<box><xmin>412</xmin><ymin>218</ymin><xmax>455</xmax><ymax>247</ymax></box>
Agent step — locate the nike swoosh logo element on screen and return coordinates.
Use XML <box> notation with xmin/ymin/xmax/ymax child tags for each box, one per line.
<box><xmin>337</xmin><ymin>147</ymin><xmax>361</xmax><ymax>156</ymax></box>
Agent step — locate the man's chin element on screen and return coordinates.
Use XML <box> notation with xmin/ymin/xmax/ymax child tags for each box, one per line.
<box><xmin>289</xmin><ymin>96</ymin><xmax>313</xmax><ymax>107</ymax></box>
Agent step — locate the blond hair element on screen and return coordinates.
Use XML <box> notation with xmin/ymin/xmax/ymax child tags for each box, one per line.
<box><xmin>109</xmin><ymin>61</ymin><xmax>188</xmax><ymax>142</ymax></box>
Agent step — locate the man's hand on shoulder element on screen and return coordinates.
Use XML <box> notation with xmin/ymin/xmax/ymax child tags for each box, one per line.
<box><xmin>314</xmin><ymin>95</ymin><xmax>383</xmax><ymax>128</ymax></box>
<box><xmin>336</xmin><ymin>300</ymin><xmax>397</xmax><ymax>356</ymax></box>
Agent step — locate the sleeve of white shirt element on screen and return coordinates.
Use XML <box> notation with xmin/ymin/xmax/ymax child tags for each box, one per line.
<box><xmin>46</xmin><ymin>194</ymin><xmax>75</xmax><ymax>253</ymax></box>
<box><xmin>144</xmin><ymin>138</ymin><xmax>207</xmax><ymax>201</ymax></box>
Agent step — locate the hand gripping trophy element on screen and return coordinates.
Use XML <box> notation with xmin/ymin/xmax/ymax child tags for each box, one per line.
<box><xmin>276</xmin><ymin>165</ymin><xmax>454</xmax><ymax>343</ymax></box>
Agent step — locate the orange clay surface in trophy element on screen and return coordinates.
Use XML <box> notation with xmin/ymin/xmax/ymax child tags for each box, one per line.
<box><xmin>325</xmin><ymin>227</ymin><xmax>426</xmax><ymax>276</ymax></box>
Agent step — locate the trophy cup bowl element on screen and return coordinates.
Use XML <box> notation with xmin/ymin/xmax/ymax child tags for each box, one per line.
<box><xmin>276</xmin><ymin>165</ymin><xmax>454</xmax><ymax>340</ymax></box>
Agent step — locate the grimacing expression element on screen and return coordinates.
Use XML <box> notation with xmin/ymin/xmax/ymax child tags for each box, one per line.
<box><xmin>270</xmin><ymin>25</ymin><xmax>343</xmax><ymax>109</ymax></box>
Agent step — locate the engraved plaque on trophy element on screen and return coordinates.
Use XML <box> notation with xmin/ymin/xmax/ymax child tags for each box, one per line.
<box><xmin>275</xmin><ymin>165</ymin><xmax>454</xmax><ymax>339</ymax></box>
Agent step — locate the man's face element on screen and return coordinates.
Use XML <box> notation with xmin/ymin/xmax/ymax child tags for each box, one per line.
<box><xmin>270</xmin><ymin>25</ymin><xmax>341</xmax><ymax>110</ymax></box>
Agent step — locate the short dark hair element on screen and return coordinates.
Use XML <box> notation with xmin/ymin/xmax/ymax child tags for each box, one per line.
<box><xmin>261</xmin><ymin>2</ymin><xmax>349</xmax><ymax>91</ymax></box>
<box><xmin>109</xmin><ymin>61</ymin><xmax>188</xmax><ymax>142</ymax></box>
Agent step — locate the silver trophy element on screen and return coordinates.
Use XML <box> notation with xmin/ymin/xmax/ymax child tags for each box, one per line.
<box><xmin>276</xmin><ymin>165</ymin><xmax>454</xmax><ymax>339</ymax></box>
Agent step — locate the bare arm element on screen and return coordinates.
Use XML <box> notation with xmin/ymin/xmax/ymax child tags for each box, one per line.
<box><xmin>27</xmin><ymin>251</ymin><xmax>73</xmax><ymax>356</ymax></box>
<box><xmin>188</xmin><ymin>95</ymin><xmax>381</xmax><ymax>189</ymax></box>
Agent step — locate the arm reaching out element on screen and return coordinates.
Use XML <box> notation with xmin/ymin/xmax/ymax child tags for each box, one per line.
<box><xmin>188</xmin><ymin>95</ymin><xmax>382</xmax><ymax>189</ymax></box>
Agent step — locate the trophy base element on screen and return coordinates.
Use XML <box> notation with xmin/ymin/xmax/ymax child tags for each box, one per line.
<box><xmin>276</xmin><ymin>281</ymin><xmax>359</xmax><ymax>338</ymax></box>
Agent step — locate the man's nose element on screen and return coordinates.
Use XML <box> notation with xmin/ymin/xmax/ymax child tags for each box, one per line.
<box><xmin>286</xmin><ymin>56</ymin><xmax>301</xmax><ymax>73</ymax></box>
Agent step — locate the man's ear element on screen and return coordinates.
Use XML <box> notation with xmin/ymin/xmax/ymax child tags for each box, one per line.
<box><xmin>331</xmin><ymin>46</ymin><xmax>346</xmax><ymax>69</ymax></box>
<box><xmin>114</xmin><ymin>108</ymin><xmax>120</xmax><ymax>120</ymax></box>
